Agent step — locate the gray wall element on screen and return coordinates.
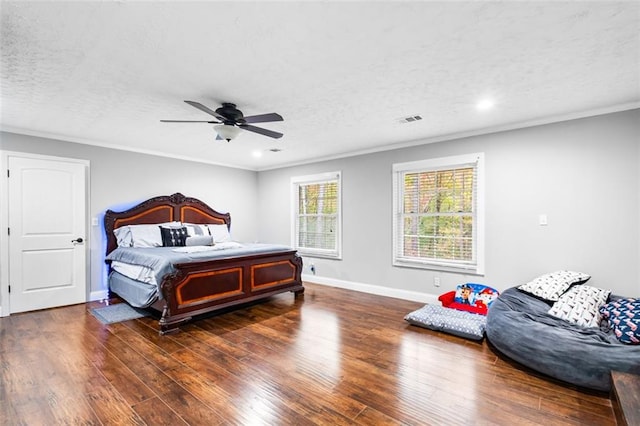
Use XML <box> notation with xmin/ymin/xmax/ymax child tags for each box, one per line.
<box><xmin>0</xmin><ymin>132</ymin><xmax>258</xmax><ymax>298</ymax></box>
<box><xmin>2</xmin><ymin>108</ymin><xmax>638</xmax><ymax>307</ymax></box>
<box><xmin>257</xmin><ymin>109</ymin><xmax>640</xmax><ymax>297</ymax></box>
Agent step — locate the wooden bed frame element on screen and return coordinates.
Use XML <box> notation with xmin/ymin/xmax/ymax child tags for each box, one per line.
<box><xmin>104</xmin><ymin>193</ymin><xmax>304</xmax><ymax>334</ymax></box>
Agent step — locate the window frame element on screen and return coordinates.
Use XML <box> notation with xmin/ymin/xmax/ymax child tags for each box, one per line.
<box><xmin>392</xmin><ymin>153</ymin><xmax>485</xmax><ymax>275</ymax></box>
<box><xmin>291</xmin><ymin>171</ymin><xmax>342</xmax><ymax>259</ymax></box>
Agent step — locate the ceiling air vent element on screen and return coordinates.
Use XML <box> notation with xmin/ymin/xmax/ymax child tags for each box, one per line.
<box><xmin>398</xmin><ymin>115</ymin><xmax>423</xmax><ymax>124</ymax></box>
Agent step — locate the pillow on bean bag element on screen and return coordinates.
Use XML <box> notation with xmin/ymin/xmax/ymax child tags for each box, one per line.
<box><xmin>518</xmin><ymin>270</ymin><xmax>590</xmax><ymax>302</ymax></box>
<box><xmin>548</xmin><ymin>284</ymin><xmax>610</xmax><ymax>328</ymax></box>
<box><xmin>600</xmin><ymin>298</ymin><xmax>640</xmax><ymax>344</ymax></box>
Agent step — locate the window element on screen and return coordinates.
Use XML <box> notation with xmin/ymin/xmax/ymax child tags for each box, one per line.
<box><xmin>392</xmin><ymin>153</ymin><xmax>484</xmax><ymax>274</ymax></box>
<box><xmin>291</xmin><ymin>171</ymin><xmax>341</xmax><ymax>259</ymax></box>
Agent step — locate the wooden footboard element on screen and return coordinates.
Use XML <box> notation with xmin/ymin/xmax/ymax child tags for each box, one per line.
<box><xmin>158</xmin><ymin>250</ymin><xmax>304</xmax><ymax>334</ymax></box>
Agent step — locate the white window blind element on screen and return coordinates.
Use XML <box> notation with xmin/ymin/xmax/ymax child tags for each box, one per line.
<box><xmin>393</xmin><ymin>154</ymin><xmax>484</xmax><ymax>274</ymax></box>
<box><xmin>292</xmin><ymin>172</ymin><xmax>341</xmax><ymax>258</ymax></box>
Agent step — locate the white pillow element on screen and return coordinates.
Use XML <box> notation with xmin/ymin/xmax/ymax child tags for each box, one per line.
<box><xmin>129</xmin><ymin>224</ymin><xmax>163</xmax><ymax>248</ymax></box>
<box><xmin>518</xmin><ymin>270</ymin><xmax>590</xmax><ymax>302</ymax></box>
<box><xmin>113</xmin><ymin>226</ymin><xmax>133</xmax><ymax>247</ymax></box>
<box><xmin>160</xmin><ymin>221</ymin><xmax>184</xmax><ymax>229</ymax></box>
<box><xmin>113</xmin><ymin>222</ymin><xmax>181</xmax><ymax>248</ymax></box>
<box><xmin>183</xmin><ymin>223</ymin><xmax>210</xmax><ymax>237</ymax></box>
<box><xmin>548</xmin><ymin>284</ymin><xmax>610</xmax><ymax>328</ymax></box>
<box><xmin>207</xmin><ymin>224</ymin><xmax>231</xmax><ymax>243</ymax></box>
<box><xmin>185</xmin><ymin>235</ymin><xmax>214</xmax><ymax>246</ymax></box>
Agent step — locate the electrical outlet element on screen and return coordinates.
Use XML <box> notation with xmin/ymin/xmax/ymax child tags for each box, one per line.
<box><xmin>434</xmin><ymin>277</ymin><xmax>441</xmax><ymax>287</ymax></box>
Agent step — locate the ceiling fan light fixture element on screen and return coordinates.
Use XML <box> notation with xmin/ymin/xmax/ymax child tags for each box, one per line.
<box><xmin>165</xmin><ymin>101</ymin><xmax>283</xmax><ymax>140</ymax></box>
<box><xmin>214</xmin><ymin>124</ymin><xmax>241</xmax><ymax>141</ymax></box>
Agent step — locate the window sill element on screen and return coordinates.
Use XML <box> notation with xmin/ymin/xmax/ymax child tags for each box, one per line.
<box><xmin>393</xmin><ymin>259</ymin><xmax>483</xmax><ymax>276</ymax></box>
<box><xmin>298</xmin><ymin>251</ymin><xmax>342</xmax><ymax>260</ymax></box>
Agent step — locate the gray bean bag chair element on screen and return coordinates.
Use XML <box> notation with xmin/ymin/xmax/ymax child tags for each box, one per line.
<box><xmin>486</xmin><ymin>287</ymin><xmax>640</xmax><ymax>391</ymax></box>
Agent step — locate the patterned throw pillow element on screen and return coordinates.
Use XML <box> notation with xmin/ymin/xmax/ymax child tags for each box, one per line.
<box><xmin>518</xmin><ymin>270</ymin><xmax>590</xmax><ymax>302</ymax></box>
<box><xmin>548</xmin><ymin>285</ymin><xmax>610</xmax><ymax>328</ymax></box>
<box><xmin>160</xmin><ymin>226</ymin><xmax>188</xmax><ymax>247</ymax></box>
<box><xmin>600</xmin><ymin>298</ymin><xmax>640</xmax><ymax>344</ymax></box>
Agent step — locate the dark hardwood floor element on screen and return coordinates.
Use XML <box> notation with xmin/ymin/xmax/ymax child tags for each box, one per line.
<box><xmin>1</xmin><ymin>282</ymin><xmax>615</xmax><ymax>425</ymax></box>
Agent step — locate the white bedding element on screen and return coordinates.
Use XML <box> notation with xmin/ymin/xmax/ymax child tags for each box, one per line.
<box><xmin>171</xmin><ymin>241</ymin><xmax>243</xmax><ymax>253</ymax></box>
<box><xmin>111</xmin><ymin>260</ymin><xmax>157</xmax><ymax>285</ymax></box>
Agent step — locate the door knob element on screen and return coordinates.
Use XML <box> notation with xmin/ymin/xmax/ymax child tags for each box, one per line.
<box><xmin>72</xmin><ymin>237</ymin><xmax>84</xmax><ymax>243</ymax></box>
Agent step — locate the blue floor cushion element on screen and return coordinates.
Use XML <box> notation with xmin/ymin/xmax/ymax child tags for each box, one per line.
<box><xmin>405</xmin><ymin>304</ymin><xmax>487</xmax><ymax>340</ymax></box>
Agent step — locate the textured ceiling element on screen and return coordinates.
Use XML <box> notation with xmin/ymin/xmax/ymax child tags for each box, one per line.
<box><xmin>1</xmin><ymin>1</ymin><xmax>639</xmax><ymax>171</ymax></box>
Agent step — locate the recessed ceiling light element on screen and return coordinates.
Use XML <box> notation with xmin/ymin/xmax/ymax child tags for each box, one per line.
<box><xmin>252</xmin><ymin>150</ymin><xmax>263</xmax><ymax>158</ymax></box>
<box><xmin>476</xmin><ymin>99</ymin><xmax>495</xmax><ymax>111</ymax></box>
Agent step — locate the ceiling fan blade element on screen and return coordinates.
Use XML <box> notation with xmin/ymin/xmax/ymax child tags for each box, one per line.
<box><xmin>184</xmin><ymin>100</ymin><xmax>226</xmax><ymax>120</ymax></box>
<box><xmin>239</xmin><ymin>124</ymin><xmax>283</xmax><ymax>139</ymax></box>
<box><xmin>160</xmin><ymin>120</ymin><xmax>220</xmax><ymax>123</ymax></box>
<box><xmin>243</xmin><ymin>113</ymin><xmax>283</xmax><ymax>124</ymax></box>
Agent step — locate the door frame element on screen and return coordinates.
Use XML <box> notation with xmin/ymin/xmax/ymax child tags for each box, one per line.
<box><xmin>0</xmin><ymin>150</ymin><xmax>91</xmax><ymax>317</ymax></box>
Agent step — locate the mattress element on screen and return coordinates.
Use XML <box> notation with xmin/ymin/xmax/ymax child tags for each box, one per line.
<box><xmin>108</xmin><ymin>270</ymin><xmax>158</xmax><ymax>308</ymax></box>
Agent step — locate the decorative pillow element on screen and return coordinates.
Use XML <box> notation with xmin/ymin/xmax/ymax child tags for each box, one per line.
<box><xmin>599</xmin><ymin>298</ymin><xmax>640</xmax><ymax>344</ymax></box>
<box><xmin>207</xmin><ymin>224</ymin><xmax>231</xmax><ymax>243</ymax></box>
<box><xmin>518</xmin><ymin>270</ymin><xmax>591</xmax><ymax>302</ymax></box>
<box><xmin>183</xmin><ymin>223</ymin><xmax>211</xmax><ymax>237</ymax></box>
<box><xmin>160</xmin><ymin>226</ymin><xmax>188</xmax><ymax>247</ymax></box>
<box><xmin>452</xmin><ymin>283</ymin><xmax>500</xmax><ymax>315</ymax></box>
<box><xmin>185</xmin><ymin>235</ymin><xmax>214</xmax><ymax>246</ymax></box>
<box><xmin>405</xmin><ymin>304</ymin><xmax>487</xmax><ymax>340</ymax></box>
<box><xmin>548</xmin><ymin>284</ymin><xmax>610</xmax><ymax>328</ymax></box>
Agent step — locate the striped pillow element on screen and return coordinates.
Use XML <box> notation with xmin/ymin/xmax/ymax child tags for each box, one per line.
<box><xmin>548</xmin><ymin>285</ymin><xmax>610</xmax><ymax>328</ymax></box>
<box><xmin>518</xmin><ymin>270</ymin><xmax>590</xmax><ymax>302</ymax></box>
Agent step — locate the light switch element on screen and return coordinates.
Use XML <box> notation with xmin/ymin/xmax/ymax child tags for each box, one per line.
<box><xmin>539</xmin><ymin>214</ymin><xmax>548</xmax><ymax>226</ymax></box>
<box><xmin>92</xmin><ymin>217</ymin><xmax>99</xmax><ymax>226</ymax></box>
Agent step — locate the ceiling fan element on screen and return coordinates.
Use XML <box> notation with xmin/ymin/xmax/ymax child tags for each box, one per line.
<box><xmin>161</xmin><ymin>101</ymin><xmax>283</xmax><ymax>141</ymax></box>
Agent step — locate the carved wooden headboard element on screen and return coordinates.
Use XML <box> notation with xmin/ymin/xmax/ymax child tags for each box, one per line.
<box><xmin>104</xmin><ymin>193</ymin><xmax>231</xmax><ymax>255</ymax></box>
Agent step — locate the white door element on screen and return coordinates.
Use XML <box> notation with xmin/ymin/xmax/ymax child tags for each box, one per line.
<box><xmin>8</xmin><ymin>155</ymin><xmax>87</xmax><ymax>313</ymax></box>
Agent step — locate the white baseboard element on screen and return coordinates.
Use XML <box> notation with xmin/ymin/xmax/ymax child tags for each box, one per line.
<box><xmin>89</xmin><ymin>289</ymin><xmax>109</xmax><ymax>302</ymax></box>
<box><xmin>0</xmin><ymin>291</ymin><xmax>108</xmax><ymax>317</ymax></box>
<box><xmin>301</xmin><ymin>273</ymin><xmax>439</xmax><ymax>305</ymax></box>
